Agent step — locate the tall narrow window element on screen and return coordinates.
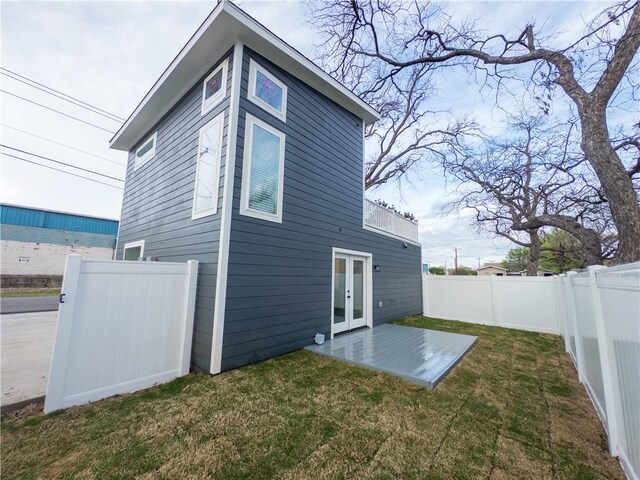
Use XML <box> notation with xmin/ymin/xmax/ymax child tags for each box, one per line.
<box><xmin>248</xmin><ymin>59</ymin><xmax>287</xmax><ymax>122</ymax></box>
<box><xmin>201</xmin><ymin>59</ymin><xmax>227</xmax><ymax>115</ymax></box>
<box><xmin>134</xmin><ymin>133</ymin><xmax>157</xmax><ymax>171</ymax></box>
<box><xmin>192</xmin><ymin>113</ymin><xmax>224</xmax><ymax>219</ymax></box>
<box><xmin>240</xmin><ymin>114</ymin><xmax>286</xmax><ymax>223</ymax></box>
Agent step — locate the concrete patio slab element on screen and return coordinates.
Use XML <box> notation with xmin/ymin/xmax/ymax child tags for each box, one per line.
<box><xmin>305</xmin><ymin>323</ymin><xmax>477</xmax><ymax>388</ymax></box>
<box><xmin>1</xmin><ymin>311</ymin><xmax>57</xmax><ymax>406</ymax></box>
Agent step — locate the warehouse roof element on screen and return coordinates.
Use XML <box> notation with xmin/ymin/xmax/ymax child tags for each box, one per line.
<box><xmin>0</xmin><ymin>204</ymin><xmax>119</xmax><ymax>236</ymax></box>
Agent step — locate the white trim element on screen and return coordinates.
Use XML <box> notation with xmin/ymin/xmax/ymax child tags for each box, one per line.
<box><xmin>210</xmin><ymin>42</ymin><xmax>244</xmax><ymax>375</ymax></box>
<box><xmin>239</xmin><ymin>113</ymin><xmax>286</xmax><ymax>224</ymax></box>
<box><xmin>361</xmin><ymin>122</ymin><xmax>366</xmax><ymax>230</ymax></box>
<box><xmin>191</xmin><ymin>112</ymin><xmax>225</xmax><ymax>219</ymax></box>
<box><xmin>133</xmin><ymin>132</ymin><xmax>157</xmax><ymax>171</ymax></box>
<box><xmin>247</xmin><ymin>59</ymin><xmax>287</xmax><ymax>122</ymax></box>
<box><xmin>201</xmin><ymin>58</ymin><xmax>228</xmax><ymax>115</ymax></box>
<box><xmin>109</xmin><ymin>2</ymin><xmax>378</xmax><ymax>151</ymax></box>
<box><xmin>123</xmin><ymin>240</ymin><xmax>145</xmax><ymax>260</ymax></box>
<box><xmin>223</xmin><ymin>2</ymin><xmax>378</xmax><ymax>120</ymax></box>
<box><xmin>362</xmin><ymin>224</ymin><xmax>421</xmax><ymax>246</ymax></box>
<box><xmin>330</xmin><ymin>247</ymin><xmax>373</xmax><ymax>339</ymax></box>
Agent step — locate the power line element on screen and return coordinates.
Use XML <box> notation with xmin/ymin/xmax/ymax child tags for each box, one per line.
<box><xmin>1</xmin><ymin>153</ymin><xmax>123</xmax><ymax>190</ymax></box>
<box><xmin>1</xmin><ymin>123</ymin><xmax>126</xmax><ymax>167</ymax></box>
<box><xmin>1</xmin><ymin>90</ymin><xmax>116</xmax><ymax>134</ymax></box>
<box><xmin>0</xmin><ymin>68</ymin><xmax>125</xmax><ymax>122</ymax></box>
<box><xmin>1</xmin><ymin>72</ymin><xmax>123</xmax><ymax>123</ymax></box>
<box><xmin>1</xmin><ymin>145</ymin><xmax>124</xmax><ymax>183</ymax></box>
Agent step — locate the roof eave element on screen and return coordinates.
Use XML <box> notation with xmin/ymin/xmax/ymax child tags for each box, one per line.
<box><xmin>109</xmin><ymin>2</ymin><xmax>379</xmax><ymax>152</ymax></box>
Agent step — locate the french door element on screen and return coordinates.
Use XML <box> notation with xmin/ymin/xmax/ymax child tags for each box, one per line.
<box><xmin>333</xmin><ymin>251</ymin><xmax>370</xmax><ymax>336</ymax></box>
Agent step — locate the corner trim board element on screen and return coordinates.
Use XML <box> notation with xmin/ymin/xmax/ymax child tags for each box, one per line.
<box><xmin>210</xmin><ymin>42</ymin><xmax>244</xmax><ymax>374</ymax></box>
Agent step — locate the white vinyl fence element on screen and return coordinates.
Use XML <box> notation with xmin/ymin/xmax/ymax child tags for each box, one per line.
<box><xmin>45</xmin><ymin>255</ymin><xmax>198</xmax><ymax>413</ymax></box>
<box><xmin>423</xmin><ymin>263</ymin><xmax>640</xmax><ymax>480</ymax></box>
<box><xmin>558</xmin><ymin>265</ymin><xmax>640</xmax><ymax>480</ymax></box>
<box><xmin>422</xmin><ymin>274</ymin><xmax>561</xmax><ymax>333</ymax></box>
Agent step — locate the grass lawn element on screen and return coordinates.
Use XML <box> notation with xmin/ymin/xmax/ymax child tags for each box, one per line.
<box><xmin>0</xmin><ymin>287</ymin><xmax>60</xmax><ymax>298</ymax></box>
<box><xmin>1</xmin><ymin>316</ymin><xmax>623</xmax><ymax>479</ymax></box>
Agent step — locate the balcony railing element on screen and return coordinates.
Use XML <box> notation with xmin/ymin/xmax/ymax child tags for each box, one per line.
<box><xmin>364</xmin><ymin>199</ymin><xmax>419</xmax><ymax>243</ymax></box>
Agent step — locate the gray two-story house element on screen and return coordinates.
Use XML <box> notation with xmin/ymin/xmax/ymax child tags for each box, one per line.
<box><xmin>110</xmin><ymin>0</ymin><xmax>422</xmax><ymax>375</ymax></box>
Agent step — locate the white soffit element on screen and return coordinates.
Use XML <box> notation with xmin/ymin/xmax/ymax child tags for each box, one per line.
<box><xmin>110</xmin><ymin>2</ymin><xmax>379</xmax><ymax>151</ymax></box>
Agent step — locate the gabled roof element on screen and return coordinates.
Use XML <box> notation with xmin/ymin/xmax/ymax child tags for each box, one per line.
<box><xmin>477</xmin><ymin>265</ymin><xmax>507</xmax><ymax>272</ymax></box>
<box><xmin>110</xmin><ymin>0</ymin><xmax>380</xmax><ymax>151</ymax></box>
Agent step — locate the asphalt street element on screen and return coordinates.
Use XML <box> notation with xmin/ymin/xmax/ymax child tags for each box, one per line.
<box><xmin>0</xmin><ymin>296</ymin><xmax>59</xmax><ymax>315</ymax></box>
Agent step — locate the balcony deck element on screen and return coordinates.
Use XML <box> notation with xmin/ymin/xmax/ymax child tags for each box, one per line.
<box><xmin>364</xmin><ymin>199</ymin><xmax>419</xmax><ymax>243</ymax></box>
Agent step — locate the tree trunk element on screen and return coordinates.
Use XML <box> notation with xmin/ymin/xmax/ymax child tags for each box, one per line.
<box><xmin>518</xmin><ymin>214</ymin><xmax>604</xmax><ymax>266</ymax></box>
<box><xmin>527</xmin><ymin>230</ymin><xmax>540</xmax><ymax>276</ymax></box>
<box><xmin>579</xmin><ymin>104</ymin><xmax>640</xmax><ymax>264</ymax></box>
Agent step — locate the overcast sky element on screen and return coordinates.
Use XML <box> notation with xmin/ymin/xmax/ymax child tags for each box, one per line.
<box><xmin>0</xmin><ymin>0</ymin><xmax>611</xmax><ymax>268</ymax></box>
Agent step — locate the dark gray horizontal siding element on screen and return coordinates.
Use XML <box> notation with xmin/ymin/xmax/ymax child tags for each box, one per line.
<box><xmin>116</xmin><ymin>49</ymin><xmax>235</xmax><ymax>372</ymax></box>
<box><xmin>221</xmin><ymin>48</ymin><xmax>421</xmax><ymax>371</ymax></box>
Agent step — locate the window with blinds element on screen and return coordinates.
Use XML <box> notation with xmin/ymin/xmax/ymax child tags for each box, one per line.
<box><xmin>192</xmin><ymin>113</ymin><xmax>224</xmax><ymax>219</ymax></box>
<box><xmin>240</xmin><ymin>114</ymin><xmax>286</xmax><ymax>223</ymax></box>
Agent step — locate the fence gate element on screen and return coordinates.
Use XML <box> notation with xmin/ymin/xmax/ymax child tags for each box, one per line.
<box><xmin>44</xmin><ymin>255</ymin><xmax>198</xmax><ymax>413</ymax></box>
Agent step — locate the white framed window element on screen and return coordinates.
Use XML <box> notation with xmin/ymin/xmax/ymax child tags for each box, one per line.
<box><xmin>192</xmin><ymin>113</ymin><xmax>224</xmax><ymax>219</ymax></box>
<box><xmin>123</xmin><ymin>240</ymin><xmax>145</xmax><ymax>261</ymax></box>
<box><xmin>240</xmin><ymin>114</ymin><xmax>286</xmax><ymax>223</ymax></box>
<box><xmin>248</xmin><ymin>59</ymin><xmax>287</xmax><ymax>122</ymax></box>
<box><xmin>201</xmin><ymin>59</ymin><xmax>228</xmax><ymax>115</ymax></box>
<box><xmin>134</xmin><ymin>133</ymin><xmax>157</xmax><ymax>171</ymax></box>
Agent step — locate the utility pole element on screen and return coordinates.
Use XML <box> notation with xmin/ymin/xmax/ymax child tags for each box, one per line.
<box><xmin>454</xmin><ymin>248</ymin><xmax>458</xmax><ymax>274</ymax></box>
<box><xmin>477</xmin><ymin>257</ymin><xmax>481</xmax><ymax>269</ymax></box>
<box><xmin>444</xmin><ymin>260</ymin><xmax>447</xmax><ymax>275</ymax></box>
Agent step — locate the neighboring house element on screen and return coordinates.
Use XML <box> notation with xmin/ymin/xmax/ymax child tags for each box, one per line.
<box><xmin>109</xmin><ymin>1</ymin><xmax>423</xmax><ymax>375</ymax></box>
<box><xmin>477</xmin><ymin>263</ymin><xmax>508</xmax><ymax>276</ymax></box>
<box><xmin>0</xmin><ymin>204</ymin><xmax>118</xmax><ymax>287</ymax></box>
<box><xmin>510</xmin><ymin>269</ymin><xmax>554</xmax><ymax>277</ymax></box>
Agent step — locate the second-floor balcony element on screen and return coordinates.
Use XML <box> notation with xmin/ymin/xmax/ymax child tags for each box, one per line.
<box><xmin>364</xmin><ymin>199</ymin><xmax>419</xmax><ymax>243</ymax></box>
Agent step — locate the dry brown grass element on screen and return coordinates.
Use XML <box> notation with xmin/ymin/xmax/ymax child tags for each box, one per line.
<box><xmin>1</xmin><ymin>316</ymin><xmax>624</xmax><ymax>479</ymax></box>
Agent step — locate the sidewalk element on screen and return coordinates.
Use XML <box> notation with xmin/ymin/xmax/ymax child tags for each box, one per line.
<box><xmin>1</xmin><ymin>311</ymin><xmax>57</xmax><ymax>407</ymax></box>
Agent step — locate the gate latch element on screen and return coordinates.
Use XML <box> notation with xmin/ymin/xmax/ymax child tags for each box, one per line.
<box><xmin>59</xmin><ymin>293</ymin><xmax>66</xmax><ymax>304</ymax></box>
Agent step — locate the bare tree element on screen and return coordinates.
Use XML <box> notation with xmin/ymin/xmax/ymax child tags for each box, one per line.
<box><xmin>443</xmin><ymin>113</ymin><xmax>612</xmax><ymax>272</ymax></box>
<box><xmin>361</xmin><ymin>65</ymin><xmax>475</xmax><ymax>188</ymax></box>
<box><xmin>310</xmin><ymin>0</ymin><xmax>640</xmax><ymax>263</ymax></box>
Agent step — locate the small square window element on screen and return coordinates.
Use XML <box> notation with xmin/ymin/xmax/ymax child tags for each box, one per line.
<box><xmin>134</xmin><ymin>133</ymin><xmax>156</xmax><ymax>171</ymax></box>
<box><xmin>248</xmin><ymin>59</ymin><xmax>287</xmax><ymax>122</ymax></box>
<box><xmin>202</xmin><ymin>60</ymin><xmax>227</xmax><ymax>115</ymax></box>
<box><xmin>123</xmin><ymin>240</ymin><xmax>145</xmax><ymax>260</ymax></box>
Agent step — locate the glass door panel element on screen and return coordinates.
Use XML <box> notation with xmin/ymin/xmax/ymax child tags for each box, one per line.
<box><xmin>332</xmin><ymin>253</ymin><xmax>369</xmax><ymax>335</ymax></box>
<box><xmin>351</xmin><ymin>259</ymin><xmax>365</xmax><ymax>327</ymax></box>
<box><xmin>333</xmin><ymin>256</ymin><xmax>348</xmax><ymax>333</ymax></box>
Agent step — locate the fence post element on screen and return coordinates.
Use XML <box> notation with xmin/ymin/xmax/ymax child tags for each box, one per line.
<box><xmin>557</xmin><ymin>275</ymin><xmax>571</xmax><ymax>353</ymax></box>
<box><xmin>179</xmin><ymin>260</ymin><xmax>199</xmax><ymax>376</ymax></box>
<box><xmin>422</xmin><ymin>273</ymin><xmax>428</xmax><ymax>316</ymax></box>
<box><xmin>588</xmin><ymin>265</ymin><xmax>621</xmax><ymax>456</ymax></box>
<box><xmin>44</xmin><ymin>254</ymin><xmax>82</xmax><ymax>413</ymax></box>
<box><xmin>566</xmin><ymin>271</ymin><xmax>587</xmax><ymax>383</ymax></box>
<box><xmin>489</xmin><ymin>275</ymin><xmax>500</xmax><ymax>326</ymax></box>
